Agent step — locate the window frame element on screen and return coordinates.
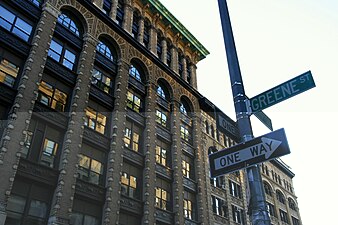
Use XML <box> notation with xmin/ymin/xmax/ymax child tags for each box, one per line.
<box><xmin>48</xmin><ymin>38</ymin><xmax>77</xmax><ymax>71</ymax></box>
<box><xmin>84</xmin><ymin>106</ymin><xmax>107</xmax><ymax>135</ymax></box>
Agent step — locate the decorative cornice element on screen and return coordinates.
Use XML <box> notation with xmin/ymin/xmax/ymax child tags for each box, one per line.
<box><xmin>147</xmin><ymin>0</ymin><xmax>210</xmax><ymax>61</ymax></box>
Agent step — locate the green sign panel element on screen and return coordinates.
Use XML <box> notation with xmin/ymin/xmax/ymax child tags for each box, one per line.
<box><xmin>249</xmin><ymin>71</ymin><xmax>315</xmax><ymax>113</ymax></box>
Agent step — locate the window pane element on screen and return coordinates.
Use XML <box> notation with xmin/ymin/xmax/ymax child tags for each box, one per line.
<box><xmin>91</xmin><ymin>159</ymin><xmax>102</xmax><ymax>174</ymax></box>
<box><xmin>0</xmin><ymin>6</ymin><xmax>15</xmax><ymax>31</ymax></box>
<box><xmin>71</xmin><ymin>213</ymin><xmax>84</xmax><ymax>225</ymax></box>
<box><xmin>48</xmin><ymin>40</ymin><xmax>62</xmax><ymax>61</ymax></box>
<box><xmin>63</xmin><ymin>49</ymin><xmax>76</xmax><ymax>70</ymax></box>
<box><xmin>7</xmin><ymin>195</ymin><xmax>26</xmax><ymax>213</ymax></box>
<box><xmin>83</xmin><ymin>215</ymin><xmax>99</xmax><ymax>225</ymax></box>
<box><xmin>13</xmin><ymin>17</ymin><xmax>32</xmax><ymax>41</ymax></box>
<box><xmin>130</xmin><ymin>175</ymin><xmax>137</xmax><ymax>188</ymax></box>
<box><xmin>28</xmin><ymin>200</ymin><xmax>47</xmax><ymax>218</ymax></box>
<box><xmin>79</xmin><ymin>155</ymin><xmax>90</xmax><ymax>169</ymax></box>
<box><xmin>0</xmin><ymin>58</ymin><xmax>19</xmax><ymax>87</ymax></box>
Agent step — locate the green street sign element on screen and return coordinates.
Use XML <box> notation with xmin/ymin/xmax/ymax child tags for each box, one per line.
<box><xmin>249</xmin><ymin>71</ymin><xmax>315</xmax><ymax>113</ymax></box>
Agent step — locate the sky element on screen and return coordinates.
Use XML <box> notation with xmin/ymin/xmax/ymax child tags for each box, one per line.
<box><xmin>161</xmin><ymin>0</ymin><xmax>338</xmax><ymax>225</ymax></box>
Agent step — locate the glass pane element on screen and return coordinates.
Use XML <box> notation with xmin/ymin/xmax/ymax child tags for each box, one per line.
<box><xmin>28</xmin><ymin>200</ymin><xmax>47</xmax><ymax>218</ymax></box>
<box><xmin>0</xmin><ymin>6</ymin><xmax>15</xmax><ymax>30</ymax></box>
<box><xmin>48</xmin><ymin>40</ymin><xmax>62</xmax><ymax>61</ymax></box>
<box><xmin>79</xmin><ymin>155</ymin><xmax>90</xmax><ymax>169</ymax></box>
<box><xmin>96</xmin><ymin>112</ymin><xmax>106</xmax><ymax>134</ymax></box>
<box><xmin>121</xmin><ymin>173</ymin><xmax>128</xmax><ymax>185</ymax></box>
<box><xmin>70</xmin><ymin>213</ymin><xmax>83</xmax><ymax>225</ymax></box>
<box><xmin>13</xmin><ymin>18</ymin><xmax>32</xmax><ymax>41</ymax></box>
<box><xmin>39</xmin><ymin>81</ymin><xmax>53</xmax><ymax>98</ymax></box>
<box><xmin>84</xmin><ymin>215</ymin><xmax>99</xmax><ymax>225</ymax></box>
<box><xmin>91</xmin><ymin>159</ymin><xmax>102</xmax><ymax>174</ymax></box>
<box><xmin>130</xmin><ymin>175</ymin><xmax>137</xmax><ymax>188</ymax></box>
<box><xmin>7</xmin><ymin>195</ymin><xmax>26</xmax><ymax>213</ymax></box>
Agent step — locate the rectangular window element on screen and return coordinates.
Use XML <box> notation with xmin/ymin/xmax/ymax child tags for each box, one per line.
<box><xmin>292</xmin><ymin>216</ymin><xmax>300</xmax><ymax>225</ymax></box>
<box><xmin>156</xmin><ymin>109</ymin><xmax>168</xmax><ymax>128</ymax></box>
<box><xmin>279</xmin><ymin>209</ymin><xmax>289</xmax><ymax>224</ymax></box>
<box><xmin>127</xmin><ymin>90</ymin><xmax>142</xmax><ymax>112</ymax></box>
<box><xmin>123</xmin><ymin>120</ymin><xmax>142</xmax><ymax>152</ymax></box>
<box><xmin>211</xmin><ymin>195</ymin><xmax>227</xmax><ymax>217</ymax></box>
<box><xmin>182</xmin><ymin>155</ymin><xmax>194</xmax><ymax>180</ymax></box>
<box><xmin>155</xmin><ymin>140</ymin><xmax>170</xmax><ymax>167</ymax></box>
<box><xmin>78</xmin><ymin>154</ymin><xmax>104</xmax><ymax>186</ymax></box>
<box><xmin>0</xmin><ymin>5</ymin><xmax>33</xmax><ymax>41</ymax></box>
<box><xmin>232</xmin><ymin>205</ymin><xmax>245</xmax><ymax>225</ymax></box>
<box><xmin>210</xmin><ymin>175</ymin><xmax>225</xmax><ymax>189</ymax></box>
<box><xmin>180</xmin><ymin>124</ymin><xmax>192</xmax><ymax>143</ymax></box>
<box><xmin>121</xmin><ymin>163</ymin><xmax>142</xmax><ymax>200</ymax></box>
<box><xmin>266</xmin><ymin>202</ymin><xmax>276</xmax><ymax>218</ymax></box>
<box><xmin>102</xmin><ymin>0</ymin><xmax>112</xmax><ymax>15</ymax></box>
<box><xmin>91</xmin><ymin>68</ymin><xmax>113</xmax><ymax>94</ymax></box>
<box><xmin>116</xmin><ymin>1</ymin><xmax>124</xmax><ymax>26</ymax></box>
<box><xmin>40</xmin><ymin>138</ymin><xmax>58</xmax><ymax>168</ymax></box>
<box><xmin>184</xmin><ymin>191</ymin><xmax>196</xmax><ymax>220</ymax></box>
<box><xmin>38</xmin><ymin>81</ymin><xmax>68</xmax><ymax>111</ymax></box>
<box><xmin>229</xmin><ymin>180</ymin><xmax>242</xmax><ymax>199</ymax></box>
<box><xmin>72</xmin><ymin>198</ymin><xmax>101</xmax><ymax>225</ymax></box>
<box><xmin>48</xmin><ymin>38</ymin><xmax>77</xmax><ymax>70</ymax></box>
<box><xmin>84</xmin><ymin>106</ymin><xmax>107</xmax><ymax>135</ymax></box>
<box><xmin>155</xmin><ymin>178</ymin><xmax>171</xmax><ymax>211</ymax></box>
<box><xmin>0</xmin><ymin>58</ymin><xmax>19</xmax><ymax>87</ymax></box>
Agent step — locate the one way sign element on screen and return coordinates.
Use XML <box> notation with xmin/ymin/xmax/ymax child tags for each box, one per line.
<box><xmin>209</xmin><ymin>128</ymin><xmax>290</xmax><ymax>177</ymax></box>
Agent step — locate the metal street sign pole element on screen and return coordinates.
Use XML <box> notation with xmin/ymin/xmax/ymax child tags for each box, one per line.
<box><xmin>217</xmin><ymin>1</ymin><xmax>271</xmax><ymax>225</ymax></box>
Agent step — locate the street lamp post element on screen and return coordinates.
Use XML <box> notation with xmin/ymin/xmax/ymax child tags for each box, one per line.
<box><xmin>216</xmin><ymin>1</ymin><xmax>271</xmax><ymax>224</ymax></box>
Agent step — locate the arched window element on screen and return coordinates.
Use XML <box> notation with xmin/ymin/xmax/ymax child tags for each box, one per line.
<box><xmin>263</xmin><ymin>182</ymin><xmax>273</xmax><ymax>196</ymax></box>
<box><xmin>129</xmin><ymin>65</ymin><xmax>141</xmax><ymax>81</ymax></box>
<box><xmin>288</xmin><ymin>198</ymin><xmax>297</xmax><ymax>210</ymax></box>
<box><xmin>276</xmin><ymin>190</ymin><xmax>285</xmax><ymax>204</ymax></box>
<box><xmin>96</xmin><ymin>41</ymin><xmax>114</xmax><ymax>61</ymax></box>
<box><xmin>57</xmin><ymin>13</ymin><xmax>80</xmax><ymax>36</ymax></box>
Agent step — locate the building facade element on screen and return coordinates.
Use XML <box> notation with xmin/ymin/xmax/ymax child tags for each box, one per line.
<box><xmin>0</xmin><ymin>0</ymin><xmax>301</xmax><ymax>225</ymax></box>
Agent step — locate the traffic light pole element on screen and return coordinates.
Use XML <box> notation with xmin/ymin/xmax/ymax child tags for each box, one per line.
<box><xmin>217</xmin><ymin>1</ymin><xmax>271</xmax><ymax>224</ymax></box>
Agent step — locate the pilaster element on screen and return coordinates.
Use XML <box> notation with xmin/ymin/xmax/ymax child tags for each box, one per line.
<box><xmin>161</xmin><ymin>39</ymin><xmax>167</xmax><ymax>63</ymax></box>
<box><xmin>110</xmin><ymin>0</ymin><xmax>118</xmax><ymax>21</ymax></box>
<box><xmin>190</xmin><ymin>64</ymin><xmax>198</xmax><ymax>90</ymax></box>
<box><xmin>182</xmin><ymin>57</ymin><xmax>187</xmax><ymax>81</ymax></box>
<box><xmin>171</xmin><ymin>47</ymin><xmax>178</xmax><ymax>73</ymax></box>
<box><xmin>122</xmin><ymin>3</ymin><xmax>133</xmax><ymax>34</ymax></box>
<box><xmin>0</xmin><ymin>4</ymin><xmax>59</xmax><ymax>224</ymax></box>
<box><xmin>48</xmin><ymin>33</ymin><xmax>97</xmax><ymax>225</ymax></box>
<box><xmin>137</xmin><ymin>17</ymin><xmax>144</xmax><ymax>44</ymax></box>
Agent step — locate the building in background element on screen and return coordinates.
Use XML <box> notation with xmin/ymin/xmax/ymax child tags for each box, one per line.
<box><xmin>0</xmin><ymin>0</ymin><xmax>301</xmax><ymax>224</ymax></box>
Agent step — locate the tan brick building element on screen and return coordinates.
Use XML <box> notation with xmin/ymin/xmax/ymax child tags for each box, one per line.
<box><xmin>0</xmin><ymin>0</ymin><xmax>302</xmax><ymax>224</ymax></box>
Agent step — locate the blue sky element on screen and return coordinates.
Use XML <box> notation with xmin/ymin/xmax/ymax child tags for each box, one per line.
<box><xmin>162</xmin><ymin>1</ymin><xmax>338</xmax><ymax>224</ymax></box>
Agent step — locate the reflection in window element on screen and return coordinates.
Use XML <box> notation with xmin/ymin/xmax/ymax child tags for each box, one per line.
<box><xmin>155</xmin><ymin>187</ymin><xmax>170</xmax><ymax>210</ymax></box>
<box><xmin>129</xmin><ymin>65</ymin><xmax>141</xmax><ymax>81</ymax></box>
<box><xmin>38</xmin><ymin>81</ymin><xmax>67</xmax><ymax>111</ymax></box>
<box><xmin>182</xmin><ymin>159</ymin><xmax>191</xmax><ymax>179</ymax></box>
<box><xmin>48</xmin><ymin>39</ymin><xmax>77</xmax><ymax>70</ymax></box>
<box><xmin>84</xmin><ymin>107</ymin><xmax>107</xmax><ymax>134</ymax></box>
<box><xmin>0</xmin><ymin>58</ymin><xmax>19</xmax><ymax>87</ymax></box>
<box><xmin>156</xmin><ymin>109</ymin><xmax>168</xmax><ymax>128</ymax></box>
<box><xmin>78</xmin><ymin>154</ymin><xmax>104</xmax><ymax>185</ymax></box>
<box><xmin>96</xmin><ymin>41</ymin><xmax>114</xmax><ymax>61</ymax></box>
<box><xmin>155</xmin><ymin>142</ymin><xmax>169</xmax><ymax>167</ymax></box>
<box><xmin>0</xmin><ymin>5</ymin><xmax>33</xmax><ymax>41</ymax></box>
<box><xmin>121</xmin><ymin>172</ymin><xmax>139</xmax><ymax>199</ymax></box>
<box><xmin>57</xmin><ymin>13</ymin><xmax>80</xmax><ymax>36</ymax></box>
<box><xmin>157</xmin><ymin>86</ymin><xmax>166</xmax><ymax>99</ymax></box>
<box><xmin>91</xmin><ymin>68</ymin><xmax>113</xmax><ymax>94</ymax></box>
<box><xmin>123</xmin><ymin>121</ymin><xmax>141</xmax><ymax>152</ymax></box>
<box><xmin>127</xmin><ymin>90</ymin><xmax>142</xmax><ymax>113</ymax></box>
<box><xmin>40</xmin><ymin>138</ymin><xmax>58</xmax><ymax>168</ymax></box>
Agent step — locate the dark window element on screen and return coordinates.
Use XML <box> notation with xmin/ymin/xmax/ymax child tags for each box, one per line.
<box><xmin>232</xmin><ymin>205</ymin><xmax>245</xmax><ymax>225</ymax></box>
<box><xmin>78</xmin><ymin>144</ymin><xmax>106</xmax><ymax>186</ymax></box>
<box><xmin>205</xmin><ymin>121</ymin><xmax>209</xmax><ymax>134</ymax></box>
<box><xmin>186</xmin><ymin>63</ymin><xmax>192</xmax><ymax>84</ymax></box>
<box><xmin>48</xmin><ymin>38</ymin><xmax>77</xmax><ymax>70</ymax></box>
<box><xmin>116</xmin><ymin>0</ymin><xmax>124</xmax><ymax>26</ymax></box>
<box><xmin>57</xmin><ymin>13</ymin><xmax>80</xmax><ymax>36</ymax></box>
<box><xmin>22</xmin><ymin>119</ymin><xmax>63</xmax><ymax>169</ymax></box>
<box><xmin>155</xmin><ymin>139</ymin><xmax>170</xmax><ymax>167</ymax></box>
<box><xmin>211</xmin><ymin>195</ymin><xmax>227</xmax><ymax>217</ymax></box>
<box><xmin>166</xmin><ymin>45</ymin><xmax>171</xmax><ymax>67</ymax></box>
<box><xmin>288</xmin><ymin>198</ymin><xmax>297</xmax><ymax>211</ymax></box>
<box><xmin>229</xmin><ymin>180</ymin><xmax>242</xmax><ymax>199</ymax></box>
<box><xmin>292</xmin><ymin>216</ymin><xmax>300</xmax><ymax>225</ymax></box>
<box><xmin>121</xmin><ymin>163</ymin><xmax>142</xmax><ymax>200</ymax></box>
<box><xmin>210</xmin><ymin>175</ymin><xmax>225</xmax><ymax>189</ymax></box>
<box><xmin>279</xmin><ymin>209</ymin><xmax>289</xmax><ymax>224</ymax></box>
<box><xmin>143</xmin><ymin>21</ymin><xmax>150</xmax><ymax>47</ymax></box>
<box><xmin>37</xmin><ymin>81</ymin><xmax>68</xmax><ymax>112</ymax></box>
<box><xmin>155</xmin><ymin>178</ymin><xmax>171</xmax><ymax>211</ymax></box>
<box><xmin>276</xmin><ymin>190</ymin><xmax>285</xmax><ymax>204</ymax></box>
<box><xmin>210</xmin><ymin>125</ymin><xmax>215</xmax><ymax>138</ymax></box>
<box><xmin>71</xmin><ymin>199</ymin><xmax>101</xmax><ymax>225</ymax></box>
<box><xmin>266</xmin><ymin>202</ymin><xmax>276</xmax><ymax>217</ymax></box>
<box><xmin>131</xmin><ymin>13</ymin><xmax>139</xmax><ymax>39</ymax></box>
<box><xmin>119</xmin><ymin>212</ymin><xmax>140</xmax><ymax>225</ymax></box>
<box><xmin>123</xmin><ymin>120</ymin><xmax>142</xmax><ymax>153</ymax></box>
<box><xmin>178</xmin><ymin>53</ymin><xmax>183</xmax><ymax>77</ymax></box>
<box><xmin>156</xmin><ymin>34</ymin><xmax>163</xmax><ymax>58</ymax></box>
<box><xmin>263</xmin><ymin>182</ymin><xmax>273</xmax><ymax>196</ymax></box>
<box><xmin>102</xmin><ymin>0</ymin><xmax>112</xmax><ymax>15</ymax></box>
<box><xmin>6</xmin><ymin>179</ymin><xmax>52</xmax><ymax>225</ymax></box>
<box><xmin>0</xmin><ymin>5</ymin><xmax>33</xmax><ymax>42</ymax></box>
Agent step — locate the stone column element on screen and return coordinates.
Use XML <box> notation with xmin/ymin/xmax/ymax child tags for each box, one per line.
<box><xmin>161</xmin><ymin>39</ymin><xmax>167</xmax><ymax>63</ymax></box>
<box><xmin>122</xmin><ymin>1</ymin><xmax>133</xmax><ymax>34</ymax></box>
<box><xmin>192</xmin><ymin>113</ymin><xmax>209</xmax><ymax>225</ymax></box>
<box><xmin>148</xmin><ymin>26</ymin><xmax>157</xmax><ymax>54</ymax></box>
<box><xmin>171</xmin><ymin>47</ymin><xmax>178</xmax><ymax>73</ymax></box>
<box><xmin>110</xmin><ymin>0</ymin><xmax>118</xmax><ymax>21</ymax></box>
<box><xmin>137</xmin><ymin>16</ymin><xmax>144</xmax><ymax>44</ymax></box>
<box><xmin>0</xmin><ymin>3</ymin><xmax>59</xmax><ymax>225</ymax></box>
<box><xmin>142</xmin><ymin>81</ymin><xmax>157</xmax><ymax>225</ymax></box>
<box><xmin>190</xmin><ymin>64</ymin><xmax>198</xmax><ymax>89</ymax></box>
<box><xmin>47</xmin><ymin>33</ymin><xmax>97</xmax><ymax>225</ymax></box>
<box><xmin>102</xmin><ymin>59</ymin><xmax>130</xmax><ymax>225</ymax></box>
<box><xmin>182</xmin><ymin>57</ymin><xmax>187</xmax><ymax>81</ymax></box>
<box><xmin>170</xmin><ymin>100</ymin><xmax>184</xmax><ymax>225</ymax></box>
